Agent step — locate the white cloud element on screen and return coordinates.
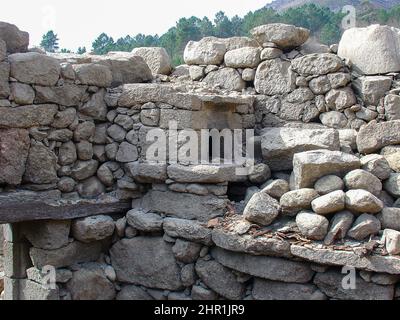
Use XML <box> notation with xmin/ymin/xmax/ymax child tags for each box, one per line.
<box><xmin>0</xmin><ymin>0</ymin><xmax>271</xmax><ymax>51</ymax></box>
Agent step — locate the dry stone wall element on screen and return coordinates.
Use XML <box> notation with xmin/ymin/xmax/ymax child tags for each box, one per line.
<box><xmin>1</xmin><ymin>22</ymin><xmax>400</xmax><ymax>300</ymax></box>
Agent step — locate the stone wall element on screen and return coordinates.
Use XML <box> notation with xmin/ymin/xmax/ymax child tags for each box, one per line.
<box><xmin>1</xmin><ymin>21</ymin><xmax>400</xmax><ymax>300</ymax></box>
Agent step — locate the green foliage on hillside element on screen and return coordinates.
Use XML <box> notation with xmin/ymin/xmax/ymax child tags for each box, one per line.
<box><xmin>42</xmin><ymin>2</ymin><xmax>400</xmax><ymax>64</ymax></box>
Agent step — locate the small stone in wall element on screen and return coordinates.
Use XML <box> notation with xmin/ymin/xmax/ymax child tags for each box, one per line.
<box><xmin>296</xmin><ymin>211</ymin><xmax>329</xmax><ymax>240</ymax></box>
<box><xmin>383</xmin><ymin>229</ymin><xmax>400</xmax><ymax>256</ymax></box>
<box><xmin>203</xmin><ymin>68</ymin><xmax>246</xmax><ymax>92</ymax></box>
<box><xmin>280</xmin><ymin>189</ymin><xmax>319</xmax><ymax>215</ymax></box>
<box><xmin>77</xmin><ymin>176</ymin><xmax>105</xmax><ymax>198</ymax></box>
<box><xmin>23</xmin><ymin>142</ymin><xmax>58</xmax><ymax>184</ymax></box>
<box><xmin>191</xmin><ymin>285</ymin><xmax>218</xmax><ymax>300</ymax></box>
<box><xmin>58</xmin><ymin>141</ymin><xmax>77</xmax><ymax>166</ymax></box>
<box><xmin>345</xmin><ymin>189</ymin><xmax>384</xmax><ymax>214</ymax></box>
<box><xmin>52</xmin><ymin>108</ymin><xmax>77</xmax><ymax>129</ymax></box>
<box><xmin>180</xmin><ymin>264</ymin><xmax>197</xmax><ymax>287</ymax></box>
<box><xmin>324</xmin><ymin>210</ymin><xmax>354</xmax><ymax>245</ymax></box>
<box><xmin>57</xmin><ymin>177</ymin><xmax>76</xmax><ymax>193</ymax></box>
<box><xmin>107</xmin><ymin>124</ymin><xmax>126</xmax><ymax>142</ymax></box>
<box><xmin>309</xmin><ymin>76</ymin><xmax>331</xmax><ymax>95</ymax></box>
<box><xmin>344</xmin><ymin>169</ymin><xmax>382</xmax><ymax>196</ymax></box>
<box><xmin>314</xmin><ymin>175</ymin><xmax>344</xmax><ymax>195</ymax></box>
<box><xmin>163</xmin><ymin>217</ymin><xmax>213</xmax><ymax>246</ymax></box>
<box><xmin>325</xmin><ymin>87</ymin><xmax>356</xmax><ymax>111</ymax></box>
<box><xmin>248</xmin><ymin>163</ymin><xmax>271</xmax><ymax>184</ymax></box>
<box><xmin>0</xmin><ymin>128</ymin><xmax>30</xmax><ymax>185</ymax></box>
<box><xmin>79</xmin><ymin>89</ymin><xmax>107</xmax><ymax>121</ymax></box>
<box><xmin>243</xmin><ymin>191</ymin><xmax>280</xmax><ymax>226</ymax></box>
<box><xmin>76</xmin><ymin>140</ymin><xmax>93</xmax><ymax>161</ymax></box>
<box><xmin>241</xmin><ymin>68</ymin><xmax>255</xmax><ymax>82</ymax></box>
<box><xmin>66</xmin><ymin>262</ymin><xmax>116</xmax><ymax>300</ymax></box>
<box><xmin>261</xmin><ymin>179</ymin><xmax>289</xmax><ymax>199</ymax></box>
<box><xmin>384</xmin><ymin>173</ymin><xmax>400</xmax><ymax>197</ymax></box>
<box><xmin>189</xmin><ymin>66</ymin><xmax>204</xmax><ymax>81</ymax></box>
<box><xmin>140</xmin><ymin>109</ymin><xmax>160</xmax><ymax>127</ymax></box>
<box><xmin>0</xmin><ymin>61</ymin><xmax>10</xmax><ymax>98</ymax></box>
<box><xmin>0</xmin><ymin>39</ymin><xmax>6</xmax><ymax>61</ymax></box>
<box><xmin>347</xmin><ymin>213</ymin><xmax>381</xmax><ymax>241</ymax></box>
<box><xmin>385</xmin><ymin>153</ymin><xmax>400</xmax><ymax>174</ymax></box>
<box><xmin>117</xmin><ymin>285</ymin><xmax>153</xmax><ymax>300</ymax></box>
<box><xmin>172</xmin><ymin>239</ymin><xmax>202</xmax><ymax>263</ymax></box>
<box><xmin>10</xmin><ymin>82</ymin><xmax>35</xmax><ymax>105</ymax></box>
<box><xmin>71</xmin><ymin>160</ymin><xmax>99</xmax><ymax>181</ymax></box>
<box><xmin>328</xmin><ymin>72</ymin><xmax>351</xmax><ymax>89</ymax></box>
<box><xmin>379</xmin><ymin>207</ymin><xmax>400</xmax><ymax>231</ymax></box>
<box><xmin>260</xmin><ymin>47</ymin><xmax>282</xmax><ymax>60</ymax></box>
<box><xmin>115</xmin><ymin>142</ymin><xmax>138</xmax><ymax>163</ymax></box>
<box><xmin>126</xmin><ymin>209</ymin><xmax>163</xmax><ymax>233</ymax></box>
<box><xmin>72</xmin><ymin>215</ymin><xmax>115</xmax><ymax>243</ymax></box>
<box><xmin>195</xmin><ymin>259</ymin><xmax>245</xmax><ymax>300</ymax></box>
<box><xmin>361</xmin><ymin>154</ymin><xmax>392</xmax><ymax>181</ymax></box>
<box><xmin>74</xmin><ymin>121</ymin><xmax>95</xmax><ymax>142</ymax></box>
<box><xmin>311</xmin><ymin>190</ymin><xmax>345</xmax><ymax>215</ymax></box>
<box><xmin>319</xmin><ymin>111</ymin><xmax>348</xmax><ymax>129</ymax></box>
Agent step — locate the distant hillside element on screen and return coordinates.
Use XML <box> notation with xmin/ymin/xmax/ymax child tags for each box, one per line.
<box><xmin>267</xmin><ymin>0</ymin><xmax>399</xmax><ymax>11</ymax></box>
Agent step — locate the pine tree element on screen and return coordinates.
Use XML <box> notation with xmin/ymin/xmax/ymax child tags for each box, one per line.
<box><xmin>40</xmin><ymin>30</ymin><xmax>59</xmax><ymax>53</ymax></box>
<box><xmin>92</xmin><ymin>33</ymin><xmax>115</xmax><ymax>55</ymax></box>
<box><xmin>77</xmin><ymin>46</ymin><xmax>87</xmax><ymax>54</ymax></box>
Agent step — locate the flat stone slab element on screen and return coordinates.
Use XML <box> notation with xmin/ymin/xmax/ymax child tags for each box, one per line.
<box><xmin>140</xmin><ymin>190</ymin><xmax>227</xmax><ymax>221</ymax></box>
<box><xmin>212</xmin><ymin>247</ymin><xmax>313</xmax><ymax>283</ymax></box>
<box><xmin>0</xmin><ymin>190</ymin><xmax>130</xmax><ymax>223</ymax></box>
<box><xmin>212</xmin><ymin>228</ymin><xmax>292</xmax><ymax>258</ymax></box>
<box><xmin>167</xmin><ymin>164</ymin><xmax>247</xmax><ymax>183</ymax></box>
<box><xmin>291</xmin><ymin>244</ymin><xmax>400</xmax><ymax>275</ymax></box>
<box><xmin>118</xmin><ymin>83</ymin><xmax>253</xmax><ymax>111</ymax></box>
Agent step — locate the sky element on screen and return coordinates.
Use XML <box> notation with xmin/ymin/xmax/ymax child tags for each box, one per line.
<box><xmin>0</xmin><ymin>0</ymin><xmax>272</xmax><ymax>52</ymax></box>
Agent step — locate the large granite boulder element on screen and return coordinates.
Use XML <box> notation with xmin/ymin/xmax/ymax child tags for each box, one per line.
<box><xmin>250</xmin><ymin>23</ymin><xmax>310</xmax><ymax>50</ymax></box>
<box><xmin>8</xmin><ymin>52</ymin><xmax>60</xmax><ymax>86</ymax></box>
<box><xmin>184</xmin><ymin>37</ymin><xmax>226</xmax><ymax>65</ymax></box>
<box><xmin>0</xmin><ymin>21</ymin><xmax>29</xmax><ymax>53</ymax></box>
<box><xmin>131</xmin><ymin>47</ymin><xmax>172</xmax><ymax>75</ymax></box>
<box><xmin>338</xmin><ymin>25</ymin><xmax>400</xmax><ymax>75</ymax></box>
<box><xmin>255</xmin><ymin>59</ymin><xmax>296</xmax><ymax>95</ymax></box>
<box><xmin>292</xmin><ymin>150</ymin><xmax>360</xmax><ymax>189</ymax></box>
<box><xmin>110</xmin><ymin>237</ymin><xmax>182</xmax><ymax>290</ymax></box>
<box><xmin>261</xmin><ymin>128</ymin><xmax>340</xmax><ymax>170</ymax></box>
